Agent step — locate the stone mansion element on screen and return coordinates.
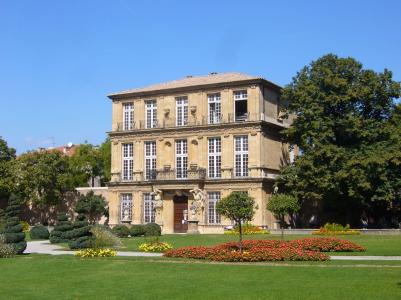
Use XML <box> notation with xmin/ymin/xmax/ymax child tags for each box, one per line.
<box><xmin>107</xmin><ymin>72</ymin><xmax>293</xmax><ymax>233</ymax></box>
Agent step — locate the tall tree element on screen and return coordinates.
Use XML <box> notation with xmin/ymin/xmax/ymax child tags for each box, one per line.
<box><xmin>99</xmin><ymin>138</ymin><xmax>111</xmax><ymax>183</ymax></box>
<box><xmin>13</xmin><ymin>151</ymin><xmax>74</xmax><ymax>220</ymax></box>
<box><xmin>278</xmin><ymin>54</ymin><xmax>401</xmax><ymax>227</ymax></box>
<box><xmin>75</xmin><ymin>191</ymin><xmax>107</xmax><ymax>224</ymax></box>
<box><xmin>0</xmin><ymin>137</ymin><xmax>16</xmax><ymax>202</ymax></box>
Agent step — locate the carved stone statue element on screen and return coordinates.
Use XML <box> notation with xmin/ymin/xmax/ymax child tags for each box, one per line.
<box><xmin>189</xmin><ymin>188</ymin><xmax>206</xmax><ymax>220</ymax></box>
<box><xmin>151</xmin><ymin>189</ymin><xmax>163</xmax><ymax>224</ymax></box>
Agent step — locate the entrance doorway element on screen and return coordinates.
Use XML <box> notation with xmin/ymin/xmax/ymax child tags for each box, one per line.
<box><xmin>173</xmin><ymin>195</ymin><xmax>188</xmax><ymax>233</ymax></box>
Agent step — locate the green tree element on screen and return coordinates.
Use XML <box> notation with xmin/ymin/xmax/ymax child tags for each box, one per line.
<box><xmin>278</xmin><ymin>54</ymin><xmax>401</xmax><ymax>226</ymax></box>
<box><xmin>13</xmin><ymin>151</ymin><xmax>74</xmax><ymax>221</ymax></box>
<box><xmin>75</xmin><ymin>191</ymin><xmax>107</xmax><ymax>224</ymax></box>
<box><xmin>216</xmin><ymin>192</ymin><xmax>256</xmax><ymax>252</ymax></box>
<box><xmin>2</xmin><ymin>194</ymin><xmax>26</xmax><ymax>254</ymax></box>
<box><xmin>49</xmin><ymin>213</ymin><xmax>73</xmax><ymax>244</ymax></box>
<box><xmin>0</xmin><ymin>137</ymin><xmax>16</xmax><ymax>203</ymax></box>
<box><xmin>266</xmin><ymin>194</ymin><xmax>300</xmax><ymax>240</ymax></box>
<box><xmin>99</xmin><ymin>138</ymin><xmax>111</xmax><ymax>183</ymax></box>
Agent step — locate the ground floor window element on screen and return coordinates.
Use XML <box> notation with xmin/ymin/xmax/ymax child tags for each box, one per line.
<box><xmin>208</xmin><ymin>192</ymin><xmax>221</xmax><ymax>224</ymax></box>
<box><xmin>143</xmin><ymin>193</ymin><xmax>156</xmax><ymax>223</ymax></box>
<box><xmin>120</xmin><ymin>193</ymin><xmax>133</xmax><ymax>222</ymax></box>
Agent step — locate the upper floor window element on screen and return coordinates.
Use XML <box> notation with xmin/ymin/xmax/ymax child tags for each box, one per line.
<box><xmin>234</xmin><ymin>136</ymin><xmax>248</xmax><ymax>177</ymax></box>
<box><xmin>122</xmin><ymin>143</ymin><xmax>133</xmax><ymax>181</ymax></box>
<box><xmin>144</xmin><ymin>141</ymin><xmax>156</xmax><ymax>180</ymax></box>
<box><xmin>176</xmin><ymin>140</ymin><xmax>188</xmax><ymax>179</ymax></box>
<box><xmin>208</xmin><ymin>192</ymin><xmax>221</xmax><ymax>224</ymax></box>
<box><xmin>208</xmin><ymin>137</ymin><xmax>221</xmax><ymax>178</ymax></box>
<box><xmin>234</xmin><ymin>90</ymin><xmax>248</xmax><ymax>122</ymax></box>
<box><xmin>123</xmin><ymin>102</ymin><xmax>134</xmax><ymax>130</ymax></box>
<box><xmin>176</xmin><ymin>96</ymin><xmax>188</xmax><ymax>126</ymax></box>
<box><xmin>145</xmin><ymin>100</ymin><xmax>157</xmax><ymax>128</ymax></box>
<box><xmin>120</xmin><ymin>193</ymin><xmax>133</xmax><ymax>222</ymax></box>
<box><xmin>143</xmin><ymin>193</ymin><xmax>156</xmax><ymax>223</ymax></box>
<box><xmin>208</xmin><ymin>93</ymin><xmax>221</xmax><ymax>124</ymax></box>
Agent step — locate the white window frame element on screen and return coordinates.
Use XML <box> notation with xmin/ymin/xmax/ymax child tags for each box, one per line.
<box><xmin>208</xmin><ymin>137</ymin><xmax>221</xmax><ymax>178</ymax></box>
<box><xmin>145</xmin><ymin>100</ymin><xmax>157</xmax><ymax>129</ymax></box>
<box><xmin>143</xmin><ymin>193</ymin><xmax>156</xmax><ymax>223</ymax></box>
<box><xmin>234</xmin><ymin>90</ymin><xmax>248</xmax><ymax>122</ymax></box>
<box><xmin>208</xmin><ymin>93</ymin><xmax>221</xmax><ymax>124</ymax></box>
<box><xmin>120</xmin><ymin>193</ymin><xmax>133</xmax><ymax>222</ymax></box>
<box><xmin>208</xmin><ymin>192</ymin><xmax>221</xmax><ymax>224</ymax></box>
<box><xmin>122</xmin><ymin>143</ymin><xmax>134</xmax><ymax>181</ymax></box>
<box><xmin>175</xmin><ymin>140</ymin><xmax>188</xmax><ymax>179</ymax></box>
<box><xmin>144</xmin><ymin>141</ymin><xmax>156</xmax><ymax>180</ymax></box>
<box><xmin>234</xmin><ymin>136</ymin><xmax>248</xmax><ymax>177</ymax></box>
<box><xmin>123</xmin><ymin>102</ymin><xmax>134</xmax><ymax>130</ymax></box>
<box><xmin>176</xmin><ymin>96</ymin><xmax>188</xmax><ymax>126</ymax></box>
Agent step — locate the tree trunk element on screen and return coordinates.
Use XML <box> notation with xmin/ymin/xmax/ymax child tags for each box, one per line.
<box><xmin>280</xmin><ymin>217</ymin><xmax>284</xmax><ymax>241</ymax></box>
<box><xmin>238</xmin><ymin>222</ymin><xmax>243</xmax><ymax>253</ymax></box>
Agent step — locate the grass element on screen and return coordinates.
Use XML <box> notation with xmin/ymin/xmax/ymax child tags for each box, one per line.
<box><xmin>1</xmin><ymin>255</ymin><xmax>400</xmax><ymax>300</ymax></box>
<box><xmin>121</xmin><ymin>234</ymin><xmax>401</xmax><ymax>256</ymax></box>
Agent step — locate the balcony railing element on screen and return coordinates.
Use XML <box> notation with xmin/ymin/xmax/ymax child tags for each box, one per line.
<box><xmin>111</xmin><ymin>168</ymin><xmax>206</xmax><ymax>182</ymax></box>
<box><xmin>113</xmin><ymin>113</ymin><xmax>261</xmax><ymax>132</ymax></box>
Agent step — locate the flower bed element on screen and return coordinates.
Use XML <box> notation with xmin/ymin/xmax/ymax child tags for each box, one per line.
<box><xmin>224</xmin><ymin>224</ymin><xmax>270</xmax><ymax>235</ymax></box>
<box><xmin>75</xmin><ymin>248</ymin><xmax>116</xmax><ymax>258</ymax></box>
<box><xmin>164</xmin><ymin>237</ymin><xmax>365</xmax><ymax>262</ymax></box>
<box><xmin>290</xmin><ymin>237</ymin><xmax>366</xmax><ymax>252</ymax></box>
<box><xmin>312</xmin><ymin>223</ymin><xmax>360</xmax><ymax>235</ymax></box>
<box><xmin>139</xmin><ymin>242</ymin><xmax>173</xmax><ymax>252</ymax></box>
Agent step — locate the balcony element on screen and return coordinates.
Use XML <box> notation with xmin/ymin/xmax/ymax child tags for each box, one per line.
<box><xmin>111</xmin><ymin>168</ymin><xmax>206</xmax><ymax>183</ymax></box>
<box><xmin>113</xmin><ymin>112</ymin><xmax>262</xmax><ymax>132</ymax></box>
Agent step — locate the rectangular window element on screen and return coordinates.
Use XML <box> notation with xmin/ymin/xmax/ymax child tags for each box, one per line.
<box><xmin>208</xmin><ymin>192</ymin><xmax>221</xmax><ymax>224</ymax></box>
<box><xmin>176</xmin><ymin>96</ymin><xmax>188</xmax><ymax>126</ymax></box>
<box><xmin>144</xmin><ymin>141</ymin><xmax>156</xmax><ymax>180</ymax></box>
<box><xmin>120</xmin><ymin>193</ymin><xmax>133</xmax><ymax>222</ymax></box>
<box><xmin>143</xmin><ymin>193</ymin><xmax>156</xmax><ymax>223</ymax></box>
<box><xmin>123</xmin><ymin>102</ymin><xmax>134</xmax><ymax>130</ymax></box>
<box><xmin>176</xmin><ymin>140</ymin><xmax>188</xmax><ymax>179</ymax></box>
<box><xmin>234</xmin><ymin>90</ymin><xmax>248</xmax><ymax>122</ymax></box>
<box><xmin>208</xmin><ymin>93</ymin><xmax>221</xmax><ymax>124</ymax></box>
<box><xmin>122</xmin><ymin>143</ymin><xmax>134</xmax><ymax>181</ymax></box>
<box><xmin>145</xmin><ymin>100</ymin><xmax>157</xmax><ymax>128</ymax></box>
<box><xmin>208</xmin><ymin>138</ymin><xmax>221</xmax><ymax>178</ymax></box>
<box><xmin>234</xmin><ymin>136</ymin><xmax>248</xmax><ymax>177</ymax></box>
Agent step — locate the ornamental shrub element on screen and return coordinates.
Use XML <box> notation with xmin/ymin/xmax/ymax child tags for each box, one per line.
<box><xmin>312</xmin><ymin>223</ymin><xmax>360</xmax><ymax>235</ymax></box>
<box><xmin>112</xmin><ymin>225</ymin><xmax>130</xmax><ymax>238</ymax></box>
<box><xmin>49</xmin><ymin>213</ymin><xmax>73</xmax><ymax>243</ymax></box>
<box><xmin>67</xmin><ymin>214</ymin><xmax>93</xmax><ymax>249</ymax></box>
<box><xmin>130</xmin><ymin>225</ymin><xmax>146</xmax><ymax>237</ymax></box>
<box><xmin>290</xmin><ymin>237</ymin><xmax>366</xmax><ymax>252</ymax></box>
<box><xmin>224</xmin><ymin>224</ymin><xmax>270</xmax><ymax>235</ymax></box>
<box><xmin>89</xmin><ymin>226</ymin><xmax>121</xmax><ymax>249</ymax></box>
<box><xmin>20</xmin><ymin>221</ymin><xmax>30</xmax><ymax>233</ymax></box>
<box><xmin>30</xmin><ymin>225</ymin><xmax>50</xmax><ymax>240</ymax></box>
<box><xmin>2</xmin><ymin>194</ymin><xmax>26</xmax><ymax>254</ymax></box>
<box><xmin>0</xmin><ymin>234</ymin><xmax>17</xmax><ymax>258</ymax></box>
<box><xmin>144</xmin><ymin>223</ymin><xmax>161</xmax><ymax>237</ymax></box>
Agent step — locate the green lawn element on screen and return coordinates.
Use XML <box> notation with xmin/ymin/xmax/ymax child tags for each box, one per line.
<box><xmin>121</xmin><ymin>234</ymin><xmax>401</xmax><ymax>256</ymax></box>
<box><xmin>0</xmin><ymin>255</ymin><xmax>400</xmax><ymax>300</ymax></box>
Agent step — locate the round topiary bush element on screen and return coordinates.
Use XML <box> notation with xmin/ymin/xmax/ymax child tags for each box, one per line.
<box><xmin>30</xmin><ymin>225</ymin><xmax>50</xmax><ymax>240</ymax></box>
<box><xmin>130</xmin><ymin>225</ymin><xmax>146</xmax><ymax>237</ymax></box>
<box><xmin>67</xmin><ymin>214</ymin><xmax>93</xmax><ymax>249</ymax></box>
<box><xmin>144</xmin><ymin>223</ymin><xmax>161</xmax><ymax>237</ymax></box>
<box><xmin>112</xmin><ymin>225</ymin><xmax>130</xmax><ymax>238</ymax></box>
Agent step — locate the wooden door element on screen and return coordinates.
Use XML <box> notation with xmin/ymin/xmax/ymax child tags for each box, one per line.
<box><xmin>173</xmin><ymin>196</ymin><xmax>188</xmax><ymax>233</ymax></box>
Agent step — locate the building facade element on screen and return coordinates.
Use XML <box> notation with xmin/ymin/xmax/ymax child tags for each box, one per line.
<box><xmin>107</xmin><ymin>73</ymin><xmax>293</xmax><ymax>233</ymax></box>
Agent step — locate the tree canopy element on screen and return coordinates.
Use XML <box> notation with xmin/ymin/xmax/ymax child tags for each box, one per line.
<box><xmin>278</xmin><ymin>54</ymin><xmax>401</xmax><ymax>227</ymax></box>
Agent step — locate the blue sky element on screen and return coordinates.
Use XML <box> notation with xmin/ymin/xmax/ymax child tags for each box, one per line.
<box><xmin>1</xmin><ymin>0</ymin><xmax>400</xmax><ymax>153</ymax></box>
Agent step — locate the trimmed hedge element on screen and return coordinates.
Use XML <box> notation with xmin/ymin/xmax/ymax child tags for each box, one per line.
<box><xmin>67</xmin><ymin>214</ymin><xmax>93</xmax><ymax>249</ymax></box>
<box><xmin>50</xmin><ymin>213</ymin><xmax>73</xmax><ymax>244</ymax></box>
<box><xmin>112</xmin><ymin>225</ymin><xmax>130</xmax><ymax>238</ymax></box>
<box><xmin>130</xmin><ymin>225</ymin><xmax>146</xmax><ymax>237</ymax></box>
<box><xmin>30</xmin><ymin>225</ymin><xmax>50</xmax><ymax>240</ymax></box>
<box><xmin>144</xmin><ymin>223</ymin><xmax>161</xmax><ymax>237</ymax></box>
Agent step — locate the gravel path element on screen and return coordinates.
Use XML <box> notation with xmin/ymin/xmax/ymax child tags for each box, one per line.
<box><xmin>26</xmin><ymin>241</ymin><xmax>401</xmax><ymax>260</ymax></box>
<box><xmin>26</xmin><ymin>240</ymin><xmax>163</xmax><ymax>257</ymax></box>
